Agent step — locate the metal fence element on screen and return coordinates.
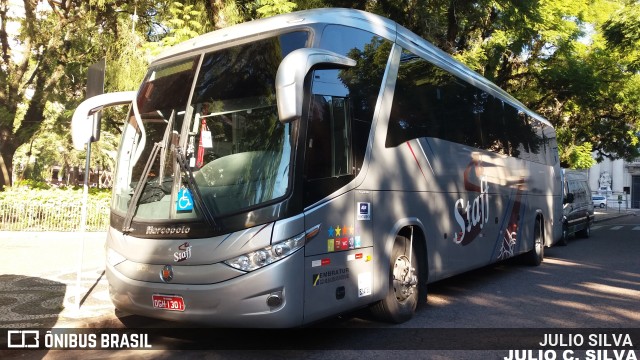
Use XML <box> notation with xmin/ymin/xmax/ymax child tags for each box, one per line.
<box><xmin>597</xmin><ymin>192</ymin><xmax>640</xmax><ymax>210</ymax></box>
<box><xmin>0</xmin><ymin>200</ymin><xmax>110</xmax><ymax>232</ymax></box>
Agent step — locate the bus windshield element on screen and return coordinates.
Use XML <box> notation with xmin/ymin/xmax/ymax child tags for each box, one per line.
<box><xmin>112</xmin><ymin>32</ymin><xmax>308</xmax><ymax>223</ymax></box>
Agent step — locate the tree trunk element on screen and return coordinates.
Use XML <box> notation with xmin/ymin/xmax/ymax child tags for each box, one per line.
<box><xmin>0</xmin><ymin>140</ymin><xmax>17</xmax><ymax>190</ymax></box>
<box><xmin>206</xmin><ymin>0</ymin><xmax>229</xmax><ymax>29</ymax></box>
<box><xmin>446</xmin><ymin>0</ymin><xmax>459</xmax><ymax>52</ymax></box>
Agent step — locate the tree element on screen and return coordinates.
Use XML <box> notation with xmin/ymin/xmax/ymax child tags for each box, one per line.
<box><xmin>0</xmin><ymin>0</ymin><xmax>108</xmax><ymax>189</ymax></box>
<box><xmin>203</xmin><ymin>0</ymin><xmax>254</xmax><ymax>29</ymax></box>
<box><xmin>603</xmin><ymin>2</ymin><xmax>640</xmax><ymax>72</ymax></box>
<box><xmin>0</xmin><ymin>0</ymin><xmax>214</xmax><ymax>190</ymax></box>
<box><xmin>334</xmin><ymin>0</ymin><xmax>640</xmax><ymax>168</ymax></box>
<box><xmin>3</xmin><ymin>0</ymin><xmax>639</xmax><ymax>184</ymax></box>
<box><xmin>256</xmin><ymin>0</ymin><xmax>296</xmax><ymax>18</ymax></box>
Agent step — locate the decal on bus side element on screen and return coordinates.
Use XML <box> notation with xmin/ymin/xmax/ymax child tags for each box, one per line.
<box><xmin>358</xmin><ymin>272</ymin><xmax>372</xmax><ymax>297</ymax></box>
<box><xmin>496</xmin><ymin>182</ymin><xmax>525</xmax><ymax>260</ymax></box>
<box><xmin>453</xmin><ymin>159</ymin><xmax>490</xmax><ymax>245</ymax></box>
<box><xmin>357</xmin><ymin>202</ymin><xmax>371</xmax><ymax>220</ymax></box>
<box><xmin>312</xmin><ymin>268</ymin><xmax>350</xmax><ymax>286</ymax></box>
<box><xmin>327</xmin><ymin>224</ymin><xmax>361</xmax><ymax>252</ymax></box>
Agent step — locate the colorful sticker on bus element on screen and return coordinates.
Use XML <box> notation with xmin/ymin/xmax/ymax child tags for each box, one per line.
<box><xmin>327</xmin><ymin>224</ymin><xmax>360</xmax><ymax>252</ymax></box>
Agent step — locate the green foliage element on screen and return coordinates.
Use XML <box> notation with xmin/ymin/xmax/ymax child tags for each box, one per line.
<box><xmin>332</xmin><ymin>0</ymin><xmax>638</xmax><ymax>165</ymax></box>
<box><xmin>12</xmin><ymin>180</ymin><xmax>52</xmax><ymax>190</ymax></box>
<box><xmin>561</xmin><ymin>141</ymin><xmax>596</xmax><ymax>170</ymax></box>
<box><xmin>3</xmin><ymin>0</ymin><xmax>640</xmax><ymax>193</ymax></box>
<box><xmin>12</xmin><ymin>99</ymin><xmax>116</xmax><ymax>185</ymax></box>
<box><xmin>161</xmin><ymin>3</ymin><xmax>204</xmax><ymax>46</ymax></box>
<box><xmin>256</xmin><ymin>0</ymin><xmax>297</xmax><ymax>17</ymax></box>
<box><xmin>0</xmin><ymin>185</ymin><xmax>111</xmax><ymax>203</ymax></box>
<box><xmin>105</xmin><ymin>20</ymin><xmax>149</xmax><ymax>92</ymax></box>
<box><xmin>603</xmin><ymin>3</ymin><xmax>640</xmax><ymax>71</ymax></box>
<box><xmin>142</xmin><ymin>2</ymin><xmax>210</xmax><ymax>57</ymax></box>
<box><xmin>0</xmin><ymin>187</ymin><xmax>111</xmax><ymax>231</ymax></box>
<box><xmin>0</xmin><ymin>0</ymin><xmax>139</xmax><ymax>189</ymax></box>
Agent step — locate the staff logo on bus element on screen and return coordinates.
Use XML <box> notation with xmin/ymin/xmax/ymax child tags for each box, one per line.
<box><xmin>453</xmin><ymin>159</ymin><xmax>490</xmax><ymax>245</ymax></box>
<box><xmin>173</xmin><ymin>242</ymin><xmax>192</xmax><ymax>262</ymax></box>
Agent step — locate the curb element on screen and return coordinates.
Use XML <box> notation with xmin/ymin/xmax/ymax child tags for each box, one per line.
<box><xmin>594</xmin><ymin>210</ymin><xmax>637</xmax><ymax>223</ymax></box>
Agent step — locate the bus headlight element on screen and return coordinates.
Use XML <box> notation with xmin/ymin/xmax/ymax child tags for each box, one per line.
<box><xmin>224</xmin><ymin>232</ymin><xmax>305</xmax><ymax>272</ymax></box>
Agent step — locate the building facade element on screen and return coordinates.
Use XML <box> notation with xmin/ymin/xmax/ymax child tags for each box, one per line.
<box><xmin>588</xmin><ymin>157</ymin><xmax>640</xmax><ymax>209</ymax></box>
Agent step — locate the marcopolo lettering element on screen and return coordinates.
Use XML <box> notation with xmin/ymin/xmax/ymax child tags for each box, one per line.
<box><xmin>146</xmin><ymin>225</ymin><xmax>191</xmax><ymax>235</ymax></box>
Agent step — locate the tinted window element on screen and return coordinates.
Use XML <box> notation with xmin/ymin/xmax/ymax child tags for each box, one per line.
<box><xmin>543</xmin><ymin>125</ymin><xmax>559</xmax><ymax>165</ymax></box>
<box><xmin>386</xmin><ymin>49</ymin><xmax>547</xmax><ymax>163</ymax></box>
<box><xmin>303</xmin><ymin>26</ymin><xmax>392</xmax><ymax>205</ymax></box>
<box><xmin>305</xmin><ymin>95</ymin><xmax>352</xmax><ymax>179</ymax></box>
<box><xmin>568</xmin><ymin>180</ymin><xmax>588</xmax><ymax>204</ymax></box>
<box><xmin>186</xmin><ymin>32</ymin><xmax>308</xmax><ymax>216</ymax></box>
<box><xmin>194</xmin><ymin>32</ymin><xmax>308</xmax><ymax>103</ymax></box>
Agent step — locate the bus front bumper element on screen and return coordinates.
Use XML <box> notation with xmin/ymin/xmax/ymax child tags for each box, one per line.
<box><xmin>106</xmin><ymin>249</ymin><xmax>305</xmax><ymax>328</ymax></box>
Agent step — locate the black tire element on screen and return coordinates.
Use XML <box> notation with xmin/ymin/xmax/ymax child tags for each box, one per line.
<box><xmin>599</xmin><ymin>203</ymin><xmax>605</xmax><ymax>209</ymax></box>
<box><xmin>557</xmin><ymin>224</ymin><xmax>569</xmax><ymax>246</ymax></box>
<box><xmin>370</xmin><ymin>235</ymin><xmax>422</xmax><ymax>323</ymax></box>
<box><xmin>524</xmin><ymin>219</ymin><xmax>544</xmax><ymax>266</ymax></box>
<box><xmin>577</xmin><ymin>221</ymin><xmax>591</xmax><ymax>238</ymax></box>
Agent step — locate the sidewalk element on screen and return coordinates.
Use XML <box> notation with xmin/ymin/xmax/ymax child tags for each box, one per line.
<box><xmin>0</xmin><ymin>231</ymin><xmax>117</xmax><ymax>329</ymax></box>
<box><xmin>1</xmin><ymin>207</ymin><xmax>638</xmax><ymax>331</ymax></box>
<box><xmin>593</xmin><ymin>205</ymin><xmax>640</xmax><ymax>222</ymax></box>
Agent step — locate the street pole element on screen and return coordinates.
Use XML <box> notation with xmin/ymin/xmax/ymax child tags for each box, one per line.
<box><xmin>73</xmin><ymin>58</ymin><xmax>104</xmax><ymax>313</ymax></box>
<box><xmin>75</xmin><ymin>120</ymin><xmax>92</xmax><ymax>312</ymax></box>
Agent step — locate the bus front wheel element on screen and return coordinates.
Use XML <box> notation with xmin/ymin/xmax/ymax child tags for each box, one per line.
<box><xmin>371</xmin><ymin>235</ymin><xmax>421</xmax><ymax>323</ymax></box>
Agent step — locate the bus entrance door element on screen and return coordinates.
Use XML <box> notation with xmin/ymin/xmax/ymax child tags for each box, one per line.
<box><xmin>302</xmin><ymin>191</ymin><xmax>374</xmax><ymax>323</ymax></box>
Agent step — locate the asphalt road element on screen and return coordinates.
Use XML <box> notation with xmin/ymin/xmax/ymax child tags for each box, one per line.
<box><xmin>2</xmin><ymin>213</ymin><xmax>639</xmax><ymax>359</ymax></box>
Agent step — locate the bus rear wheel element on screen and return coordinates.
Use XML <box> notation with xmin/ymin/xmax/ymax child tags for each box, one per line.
<box><xmin>524</xmin><ymin>218</ymin><xmax>544</xmax><ymax>266</ymax></box>
<box><xmin>371</xmin><ymin>235</ymin><xmax>421</xmax><ymax>323</ymax></box>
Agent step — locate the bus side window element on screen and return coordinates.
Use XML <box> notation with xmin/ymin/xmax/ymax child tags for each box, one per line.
<box><xmin>305</xmin><ymin>94</ymin><xmax>351</xmax><ymax>179</ymax></box>
<box><xmin>386</xmin><ymin>48</ymin><xmax>546</xmax><ymax>162</ymax></box>
<box><xmin>385</xmin><ymin>50</ymin><xmax>439</xmax><ymax>148</ymax></box>
<box><xmin>385</xmin><ymin>50</ymin><xmax>489</xmax><ymax>149</ymax></box>
<box><xmin>303</xmin><ymin>26</ymin><xmax>392</xmax><ymax>206</ymax></box>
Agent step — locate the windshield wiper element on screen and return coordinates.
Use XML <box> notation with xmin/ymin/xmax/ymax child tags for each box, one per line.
<box><xmin>175</xmin><ymin>147</ymin><xmax>220</xmax><ymax>231</ymax></box>
<box><xmin>122</xmin><ymin>142</ymin><xmax>162</xmax><ymax>233</ymax></box>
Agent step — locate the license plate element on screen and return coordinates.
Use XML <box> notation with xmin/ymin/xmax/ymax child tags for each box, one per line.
<box><xmin>152</xmin><ymin>294</ymin><xmax>185</xmax><ymax>311</ymax></box>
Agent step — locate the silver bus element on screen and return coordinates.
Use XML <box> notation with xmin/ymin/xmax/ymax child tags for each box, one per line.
<box><xmin>72</xmin><ymin>8</ymin><xmax>563</xmax><ymax>327</ymax></box>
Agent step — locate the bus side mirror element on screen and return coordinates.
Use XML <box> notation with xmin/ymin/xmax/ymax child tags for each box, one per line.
<box><xmin>275</xmin><ymin>48</ymin><xmax>356</xmax><ymax>123</ymax></box>
<box><xmin>564</xmin><ymin>193</ymin><xmax>575</xmax><ymax>204</ymax></box>
<box><xmin>71</xmin><ymin>91</ymin><xmax>137</xmax><ymax>150</ymax></box>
